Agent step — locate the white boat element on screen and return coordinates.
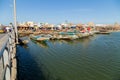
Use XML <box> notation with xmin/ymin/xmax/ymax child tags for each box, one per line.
<box><xmin>30</xmin><ymin>34</ymin><xmax>52</xmax><ymax>41</ymax></box>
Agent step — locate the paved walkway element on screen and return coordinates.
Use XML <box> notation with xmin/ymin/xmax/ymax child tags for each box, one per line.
<box><xmin>0</xmin><ymin>33</ymin><xmax>8</xmax><ymax>48</ymax></box>
<box><xmin>0</xmin><ymin>33</ymin><xmax>8</xmax><ymax>80</ymax></box>
<box><xmin>0</xmin><ymin>34</ymin><xmax>6</xmax><ymax>38</ymax></box>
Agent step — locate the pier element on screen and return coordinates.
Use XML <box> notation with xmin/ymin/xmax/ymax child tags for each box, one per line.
<box><xmin>0</xmin><ymin>30</ymin><xmax>17</xmax><ymax>80</ymax></box>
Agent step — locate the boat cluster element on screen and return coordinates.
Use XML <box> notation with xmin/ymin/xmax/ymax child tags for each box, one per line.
<box><xmin>30</xmin><ymin>31</ymin><xmax>94</xmax><ymax>41</ymax></box>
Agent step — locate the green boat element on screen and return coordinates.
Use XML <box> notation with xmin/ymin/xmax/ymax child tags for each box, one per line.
<box><xmin>59</xmin><ymin>32</ymin><xmax>76</xmax><ymax>35</ymax></box>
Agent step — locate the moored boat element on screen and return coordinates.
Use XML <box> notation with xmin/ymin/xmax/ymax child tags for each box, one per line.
<box><xmin>95</xmin><ymin>30</ymin><xmax>110</xmax><ymax>34</ymax></box>
<box><xmin>59</xmin><ymin>31</ymin><xmax>76</xmax><ymax>35</ymax></box>
<box><xmin>57</xmin><ymin>35</ymin><xmax>72</xmax><ymax>40</ymax></box>
<box><xmin>30</xmin><ymin>34</ymin><xmax>52</xmax><ymax>41</ymax></box>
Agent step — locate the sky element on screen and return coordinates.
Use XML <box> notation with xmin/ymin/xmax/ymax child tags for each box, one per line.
<box><xmin>0</xmin><ymin>0</ymin><xmax>120</xmax><ymax>25</ymax></box>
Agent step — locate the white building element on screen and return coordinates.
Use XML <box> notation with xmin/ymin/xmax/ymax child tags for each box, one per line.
<box><xmin>37</xmin><ymin>23</ymin><xmax>41</xmax><ymax>27</ymax></box>
<box><xmin>18</xmin><ymin>22</ymin><xmax>27</xmax><ymax>27</ymax></box>
<box><xmin>83</xmin><ymin>24</ymin><xmax>89</xmax><ymax>27</ymax></box>
<box><xmin>55</xmin><ymin>25</ymin><xmax>62</xmax><ymax>30</ymax></box>
<box><xmin>95</xmin><ymin>24</ymin><xmax>107</xmax><ymax>27</ymax></box>
<box><xmin>61</xmin><ymin>23</ymin><xmax>68</xmax><ymax>27</ymax></box>
<box><xmin>26</xmin><ymin>21</ymin><xmax>34</xmax><ymax>27</ymax></box>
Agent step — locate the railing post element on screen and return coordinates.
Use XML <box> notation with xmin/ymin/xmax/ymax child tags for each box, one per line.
<box><xmin>2</xmin><ymin>55</ymin><xmax>5</xmax><ymax>69</ymax></box>
<box><xmin>5</xmin><ymin>66</ymin><xmax>11</xmax><ymax>80</ymax></box>
<box><xmin>3</xmin><ymin>49</ymin><xmax>9</xmax><ymax>68</ymax></box>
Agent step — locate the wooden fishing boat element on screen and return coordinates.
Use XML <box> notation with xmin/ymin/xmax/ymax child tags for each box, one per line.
<box><xmin>96</xmin><ymin>30</ymin><xmax>110</xmax><ymax>34</ymax></box>
<box><xmin>30</xmin><ymin>34</ymin><xmax>52</xmax><ymax>41</ymax></box>
<box><xmin>59</xmin><ymin>31</ymin><xmax>76</xmax><ymax>35</ymax></box>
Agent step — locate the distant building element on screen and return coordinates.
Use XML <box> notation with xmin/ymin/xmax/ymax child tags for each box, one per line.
<box><xmin>37</xmin><ymin>23</ymin><xmax>41</xmax><ymax>27</ymax></box>
<box><xmin>54</xmin><ymin>25</ymin><xmax>62</xmax><ymax>30</ymax></box>
<box><xmin>83</xmin><ymin>24</ymin><xmax>88</xmax><ymax>27</ymax></box>
<box><xmin>26</xmin><ymin>21</ymin><xmax>34</xmax><ymax>27</ymax></box>
<box><xmin>0</xmin><ymin>24</ymin><xmax>3</xmax><ymax>27</ymax></box>
<box><xmin>18</xmin><ymin>22</ymin><xmax>27</xmax><ymax>27</ymax></box>
<box><xmin>61</xmin><ymin>23</ymin><xmax>68</xmax><ymax>27</ymax></box>
<box><xmin>88</xmin><ymin>22</ymin><xmax>95</xmax><ymax>27</ymax></box>
<box><xmin>95</xmin><ymin>24</ymin><xmax>107</xmax><ymax>27</ymax></box>
<box><xmin>114</xmin><ymin>22</ymin><xmax>119</xmax><ymax>27</ymax></box>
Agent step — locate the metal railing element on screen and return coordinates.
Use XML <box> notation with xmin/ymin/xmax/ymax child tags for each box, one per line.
<box><xmin>0</xmin><ymin>30</ymin><xmax>17</xmax><ymax>80</ymax></box>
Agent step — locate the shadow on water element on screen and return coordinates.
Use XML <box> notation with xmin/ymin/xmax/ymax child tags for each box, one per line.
<box><xmin>17</xmin><ymin>45</ymin><xmax>46</xmax><ymax>80</ymax></box>
<box><xmin>17</xmin><ymin>41</ymin><xmax>62</xmax><ymax>80</ymax></box>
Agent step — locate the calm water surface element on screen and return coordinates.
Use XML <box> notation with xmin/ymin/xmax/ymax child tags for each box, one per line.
<box><xmin>17</xmin><ymin>32</ymin><xmax>120</xmax><ymax>80</ymax></box>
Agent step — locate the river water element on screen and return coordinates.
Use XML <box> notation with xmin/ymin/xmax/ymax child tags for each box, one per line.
<box><xmin>17</xmin><ymin>32</ymin><xmax>120</xmax><ymax>80</ymax></box>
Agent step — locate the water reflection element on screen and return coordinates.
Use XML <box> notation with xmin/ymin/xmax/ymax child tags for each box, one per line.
<box><xmin>31</xmin><ymin>39</ymin><xmax>49</xmax><ymax>48</ymax></box>
<box><xmin>17</xmin><ymin>45</ymin><xmax>45</xmax><ymax>80</ymax></box>
<box><xmin>31</xmin><ymin>36</ymin><xmax>94</xmax><ymax>48</ymax></box>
